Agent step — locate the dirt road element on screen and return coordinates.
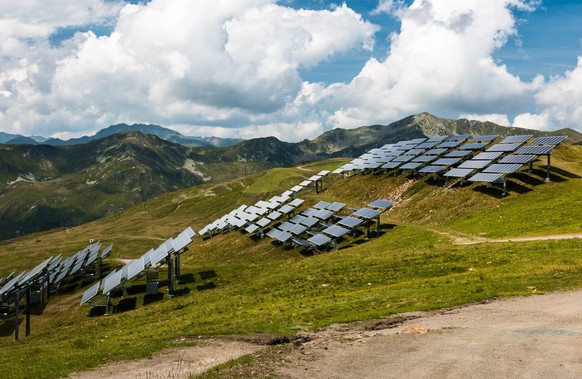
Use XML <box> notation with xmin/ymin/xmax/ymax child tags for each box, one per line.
<box><xmin>278</xmin><ymin>290</ymin><xmax>582</xmax><ymax>378</ymax></box>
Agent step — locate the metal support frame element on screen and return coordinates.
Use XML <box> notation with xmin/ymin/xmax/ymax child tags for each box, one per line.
<box><xmin>14</xmin><ymin>288</ymin><xmax>20</xmax><ymax>341</ymax></box>
<box><xmin>166</xmin><ymin>257</ymin><xmax>174</xmax><ymax>298</ymax></box>
<box><xmin>501</xmin><ymin>177</ymin><xmax>508</xmax><ymax>197</ymax></box>
<box><xmin>25</xmin><ymin>288</ymin><xmax>31</xmax><ymax>337</ymax></box>
<box><xmin>545</xmin><ymin>153</ymin><xmax>551</xmax><ymax>182</ymax></box>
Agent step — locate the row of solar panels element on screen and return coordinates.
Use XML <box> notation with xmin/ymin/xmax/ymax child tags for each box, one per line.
<box><xmin>1</xmin><ymin>241</ymin><xmax>112</xmax><ymax>313</ymax></box>
<box><xmin>198</xmin><ymin>170</ymin><xmax>330</xmax><ymax>237</ymax></box>
<box><xmin>80</xmin><ymin>226</ymin><xmax>195</xmax><ymax>307</ymax></box>
<box><xmin>334</xmin><ymin>134</ymin><xmax>566</xmax><ymax>187</ymax></box>
<box><xmin>264</xmin><ymin>199</ymin><xmax>393</xmax><ymax>251</ymax></box>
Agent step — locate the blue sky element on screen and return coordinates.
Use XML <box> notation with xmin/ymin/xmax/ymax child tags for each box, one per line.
<box><xmin>0</xmin><ymin>0</ymin><xmax>581</xmax><ymax>141</ymax></box>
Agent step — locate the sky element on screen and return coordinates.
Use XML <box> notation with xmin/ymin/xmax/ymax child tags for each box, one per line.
<box><xmin>0</xmin><ymin>0</ymin><xmax>581</xmax><ymax>142</ymax></box>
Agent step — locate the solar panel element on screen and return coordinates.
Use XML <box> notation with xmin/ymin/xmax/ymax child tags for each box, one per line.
<box><xmin>382</xmin><ymin>162</ymin><xmax>401</xmax><ymax>169</ymax></box>
<box><xmin>126</xmin><ymin>259</ymin><xmax>146</xmax><ymax>281</ymax></box>
<box><xmin>470</xmin><ymin>135</ymin><xmax>498</xmax><ymax>142</ymax></box>
<box><xmin>332</xmin><ymin>168</ymin><xmax>344</xmax><ymax>174</ymax></box>
<box><xmin>70</xmin><ymin>259</ymin><xmax>84</xmax><ymax>276</ymax></box>
<box><xmin>102</xmin><ymin>270</ymin><xmax>122</xmax><ymax>294</ymax></box>
<box><xmin>426</xmin><ymin>136</ymin><xmax>447</xmax><ymax>142</ymax></box>
<box><xmin>483</xmin><ymin>163</ymin><xmax>523</xmax><ymax>174</ymax></box>
<box><xmin>432</xmin><ymin>157</ymin><xmax>461</xmax><ymax>166</ymax></box>
<box><xmin>313</xmin><ymin>200</ymin><xmax>332</xmax><ymax>209</ymax></box>
<box><xmin>424</xmin><ymin>148</ymin><xmax>448</xmax><ymax>156</ymax></box>
<box><xmin>245</xmin><ymin>224</ymin><xmax>259</xmax><ymax>234</ymax></box>
<box><xmin>514</xmin><ymin>145</ymin><xmax>555</xmax><ymax>155</ymax></box>
<box><xmin>290</xmin><ymin>185</ymin><xmax>303</xmax><ymax>192</ymax></box>
<box><xmin>314</xmin><ymin>209</ymin><xmax>334</xmax><ymax>221</ymax></box>
<box><xmin>406</xmin><ymin>148</ymin><xmax>425</xmax><ymax>155</ymax></box>
<box><xmin>289</xmin><ymin>223</ymin><xmax>308</xmax><ymax>235</ymax></box>
<box><xmin>446</xmin><ymin>134</ymin><xmax>471</xmax><ymax>141</ymax></box>
<box><xmin>459</xmin><ymin>142</ymin><xmax>488</xmax><ymax>150</ymax></box>
<box><xmin>353</xmin><ymin>208</ymin><xmax>380</xmax><ymax>219</ymax></box>
<box><xmin>101</xmin><ymin>243</ymin><xmax>113</xmax><ymax>259</ymax></box>
<box><xmin>267</xmin><ymin>211</ymin><xmax>283</xmax><ymax>221</ymax></box>
<box><xmin>289</xmin><ymin>198</ymin><xmax>304</xmax><ymax>207</ymax></box>
<box><xmin>437</xmin><ymin>141</ymin><xmax>462</xmax><ymax>148</ymax></box>
<box><xmin>268</xmin><ymin>229</ymin><xmax>292</xmax><ymax>243</ymax></box>
<box><xmin>415</xmin><ymin>142</ymin><xmax>439</xmax><ymax>149</ymax></box>
<box><xmin>256</xmin><ymin>217</ymin><xmax>271</xmax><ymax>228</ymax></box>
<box><xmin>278</xmin><ymin>221</ymin><xmax>295</xmax><ymax>232</ymax></box>
<box><xmin>318</xmin><ymin>170</ymin><xmax>331</xmax><ymax>176</ymax></box>
<box><xmin>393</xmin><ymin>155</ymin><xmax>414</xmax><ymax>162</ymax></box>
<box><xmin>444</xmin><ymin>150</ymin><xmax>472</xmax><ymax>158</ymax></box>
<box><xmin>529</xmin><ymin>136</ymin><xmax>566</xmax><ymax>145</ymax></box>
<box><xmin>289</xmin><ymin>214</ymin><xmax>307</xmax><ymax>224</ymax></box>
<box><xmin>500</xmin><ymin>134</ymin><xmax>532</xmax><ymax>144</ymax></box>
<box><xmin>498</xmin><ymin>154</ymin><xmax>537</xmax><ymax>164</ymax></box>
<box><xmin>443</xmin><ymin>168</ymin><xmax>474</xmax><ymax>178</ymax></box>
<box><xmin>486</xmin><ymin>143</ymin><xmax>521</xmax><ymax>152</ymax></box>
<box><xmin>278</xmin><ymin>204</ymin><xmax>295</xmax><ymax>215</ymax></box>
<box><xmin>400</xmin><ymin>162</ymin><xmax>423</xmax><ymax>170</ymax></box>
<box><xmin>337</xmin><ymin>216</ymin><xmax>364</xmax><ymax>229</ymax></box>
<box><xmin>301</xmin><ymin>208</ymin><xmax>319</xmax><ymax>217</ymax></box>
<box><xmin>300</xmin><ymin>180</ymin><xmax>312</xmax><ymax>186</ymax></box>
<box><xmin>459</xmin><ymin>159</ymin><xmax>492</xmax><ymax>169</ymax></box>
<box><xmin>172</xmin><ymin>232</ymin><xmax>192</xmax><ymax>252</ymax></box>
<box><xmin>419</xmin><ymin>165</ymin><xmax>445</xmax><ymax>174</ymax></box>
<box><xmin>322</xmin><ymin>225</ymin><xmax>350</xmax><ymax>238</ymax></box>
<box><xmin>468</xmin><ymin>172</ymin><xmax>503</xmax><ymax>183</ymax></box>
<box><xmin>473</xmin><ymin>151</ymin><xmax>503</xmax><ymax>160</ymax></box>
<box><xmin>308</xmin><ymin>234</ymin><xmax>332</xmax><ymax>247</ymax></box>
<box><xmin>413</xmin><ymin>155</ymin><xmax>437</xmax><ymax>163</ymax></box>
<box><xmin>299</xmin><ymin>216</ymin><xmax>320</xmax><ymax>227</ymax></box>
<box><xmin>80</xmin><ymin>282</ymin><xmax>101</xmax><ymax>305</ymax></box>
<box><xmin>23</xmin><ymin>257</ymin><xmax>52</xmax><ymax>283</ymax></box>
<box><xmin>149</xmin><ymin>246</ymin><xmax>169</xmax><ymax>267</ymax></box>
<box><xmin>326</xmin><ymin>202</ymin><xmax>346</xmax><ymax>212</ymax></box>
<box><xmin>309</xmin><ymin>175</ymin><xmax>322</xmax><ymax>181</ymax></box>
<box><xmin>368</xmin><ymin>199</ymin><xmax>393</xmax><ymax>210</ymax></box>
<box><xmin>142</xmin><ymin>249</ymin><xmax>154</xmax><ymax>267</ymax></box>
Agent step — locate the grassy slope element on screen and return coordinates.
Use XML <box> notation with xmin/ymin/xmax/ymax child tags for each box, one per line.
<box><xmin>0</xmin><ymin>150</ymin><xmax>581</xmax><ymax>378</ymax></box>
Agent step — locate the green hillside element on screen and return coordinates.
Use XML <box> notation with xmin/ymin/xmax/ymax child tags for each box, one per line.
<box><xmin>0</xmin><ymin>146</ymin><xmax>581</xmax><ymax>378</ymax></box>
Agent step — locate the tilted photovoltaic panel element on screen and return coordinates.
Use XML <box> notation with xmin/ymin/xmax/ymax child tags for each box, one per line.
<box><xmin>406</xmin><ymin>148</ymin><xmax>425</xmax><ymax>155</ymax></box>
<box><xmin>514</xmin><ymin>145</ymin><xmax>555</xmax><ymax>155</ymax></box>
<box><xmin>486</xmin><ymin>143</ymin><xmax>521</xmax><ymax>152</ymax></box>
<box><xmin>483</xmin><ymin>163</ymin><xmax>523</xmax><ymax>174</ymax></box>
<box><xmin>470</xmin><ymin>135</ymin><xmax>498</xmax><ymax>142</ymax></box>
<box><xmin>498</xmin><ymin>155</ymin><xmax>537</xmax><ymax>164</ymax></box>
<box><xmin>473</xmin><ymin>151</ymin><xmax>504</xmax><ymax>160</ymax></box>
<box><xmin>326</xmin><ymin>202</ymin><xmax>346</xmax><ymax>212</ymax></box>
<box><xmin>413</xmin><ymin>155</ymin><xmax>437</xmax><ymax>163</ymax></box>
<box><xmin>415</xmin><ymin>142</ymin><xmax>439</xmax><ymax>149</ymax></box>
<box><xmin>278</xmin><ymin>204</ymin><xmax>295</xmax><ymax>214</ymax></box>
<box><xmin>445</xmin><ymin>150</ymin><xmax>472</xmax><ymax>158</ymax></box>
<box><xmin>314</xmin><ymin>209</ymin><xmax>334</xmax><ymax>221</ymax></box>
<box><xmin>393</xmin><ymin>155</ymin><xmax>415</xmax><ymax>162</ymax></box>
<box><xmin>382</xmin><ymin>162</ymin><xmax>401</xmax><ymax>169</ymax></box>
<box><xmin>425</xmin><ymin>148</ymin><xmax>448</xmax><ymax>156</ymax></box>
<box><xmin>289</xmin><ymin>223</ymin><xmax>308</xmax><ymax>236</ymax></box>
<box><xmin>101</xmin><ymin>243</ymin><xmax>113</xmax><ymax>259</ymax></box>
<box><xmin>446</xmin><ymin>134</ymin><xmax>471</xmax><ymax>141</ymax></box>
<box><xmin>368</xmin><ymin>199</ymin><xmax>393</xmax><ymax>210</ymax></box>
<box><xmin>256</xmin><ymin>217</ymin><xmax>271</xmax><ymax>228</ymax></box>
<box><xmin>313</xmin><ymin>200</ymin><xmax>332</xmax><ymax>209</ymax></box>
<box><xmin>245</xmin><ymin>224</ymin><xmax>259</xmax><ymax>234</ymax></box>
<box><xmin>433</xmin><ymin>157</ymin><xmax>461</xmax><ymax>166</ymax></box>
<box><xmin>267</xmin><ymin>211</ymin><xmax>283</xmax><ymax>221</ymax></box>
<box><xmin>289</xmin><ymin>214</ymin><xmax>307</xmax><ymax>224</ymax></box>
<box><xmin>149</xmin><ymin>246</ymin><xmax>169</xmax><ymax>267</ymax></box>
<box><xmin>353</xmin><ymin>208</ymin><xmax>380</xmax><ymax>220</ymax></box>
<box><xmin>400</xmin><ymin>162</ymin><xmax>423</xmax><ymax>170</ymax></box>
<box><xmin>500</xmin><ymin>134</ymin><xmax>532</xmax><ymax>144</ymax></box>
<box><xmin>289</xmin><ymin>198</ymin><xmax>305</xmax><ymax>207</ymax></box>
<box><xmin>437</xmin><ymin>141</ymin><xmax>462</xmax><ymax>148</ymax></box>
<box><xmin>338</xmin><ymin>216</ymin><xmax>364</xmax><ymax>229</ymax></box>
<box><xmin>419</xmin><ymin>165</ymin><xmax>445</xmax><ymax>174</ymax></box>
<box><xmin>322</xmin><ymin>225</ymin><xmax>350</xmax><ymax>238</ymax></box>
<box><xmin>278</xmin><ymin>221</ymin><xmax>294</xmax><ymax>232</ymax></box>
<box><xmin>301</xmin><ymin>208</ymin><xmax>319</xmax><ymax>217</ymax></box>
<box><xmin>102</xmin><ymin>270</ymin><xmax>122</xmax><ymax>294</ymax></box>
<box><xmin>80</xmin><ymin>281</ymin><xmax>101</xmax><ymax>305</ymax></box>
<box><xmin>529</xmin><ymin>136</ymin><xmax>566</xmax><ymax>145</ymax></box>
<box><xmin>172</xmin><ymin>232</ymin><xmax>192</xmax><ymax>252</ymax></box>
<box><xmin>126</xmin><ymin>258</ymin><xmax>145</xmax><ymax>282</ymax></box>
<box><xmin>23</xmin><ymin>257</ymin><xmax>52</xmax><ymax>284</ymax></box>
<box><xmin>460</xmin><ymin>142</ymin><xmax>488</xmax><ymax>150</ymax></box>
<box><xmin>459</xmin><ymin>159</ymin><xmax>492</xmax><ymax>169</ymax></box>
<box><xmin>468</xmin><ymin>172</ymin><xmax>504</xmax><ymax>183</ymax></box>
<box><xmin>299</xmin><ymin>216</ymin><xmax>320</xmax><ymax>227</ymax></box>
<box><xmin>308</xmin><ymin>234</ymin><xmax>332</xmax><ymax>247</ymax></box>
<box><xmin>444</xmin><ymin>168</ymin><xmax>474</xmax><ymax>178</ymax></box>
<box><xmin>426</xmin><ymin>136</ymin><xmax>447</xmax><ymax>142</ymax></box>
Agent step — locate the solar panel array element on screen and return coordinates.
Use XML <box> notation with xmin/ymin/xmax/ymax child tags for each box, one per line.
<box><xmin>260</xmin><ymin>199</ymin><xmax>392</xmax><ymax>252</ymax></box>
<box><xmin>198</xmin><ymin>171</ymin><xmax>330</xmax><ymax>238</ymax></box>
<box><xmin>334</xmin><ymin>133</ymin><xmax>566</xmax><ymax>195</ymax></box>
<box><xmin>0</xmin><ymin>241</ymin><xmax>109</xmax><ymax>338</ymax></box>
